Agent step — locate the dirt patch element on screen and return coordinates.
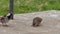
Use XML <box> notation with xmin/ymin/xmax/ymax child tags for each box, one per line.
<box><xmin>0</xmin><ymin>10</ymin><xmax>60</xmax><ymax>34</ymax></box>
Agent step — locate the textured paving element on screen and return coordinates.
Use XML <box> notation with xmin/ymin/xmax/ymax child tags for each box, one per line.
<box><xmin>0</xmin><ymin>10</ymin><xmax>60</xmax><ymax>34</ymax></box>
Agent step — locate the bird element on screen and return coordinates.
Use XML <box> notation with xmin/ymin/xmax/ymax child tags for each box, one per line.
<box><xmin>0</xmin><ymin>13</ymin><xmax>13</xmax><ymax>26</ymax></box>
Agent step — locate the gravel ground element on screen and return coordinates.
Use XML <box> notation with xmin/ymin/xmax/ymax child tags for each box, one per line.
<box><xmin>0</xmin><ymin>10</ymin><xmax>60</xmax><ymax>34</ymax></box>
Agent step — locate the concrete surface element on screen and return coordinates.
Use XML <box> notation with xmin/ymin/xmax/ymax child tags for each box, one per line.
<box><xmin>0</xmin><ymin>10</ymin><xmax>60</xmax><ymax>34</ymax></box>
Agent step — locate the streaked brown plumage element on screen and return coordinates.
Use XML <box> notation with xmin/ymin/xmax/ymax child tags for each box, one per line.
<box><xmin>0</xmin><ymin>13</ymin><xmax>13</xmax><ymax>26</ymax></box>
<box><xmin>32</xmin><ymin>17</ymin><xmax>42</xmax><ymax>27</ymax></box>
